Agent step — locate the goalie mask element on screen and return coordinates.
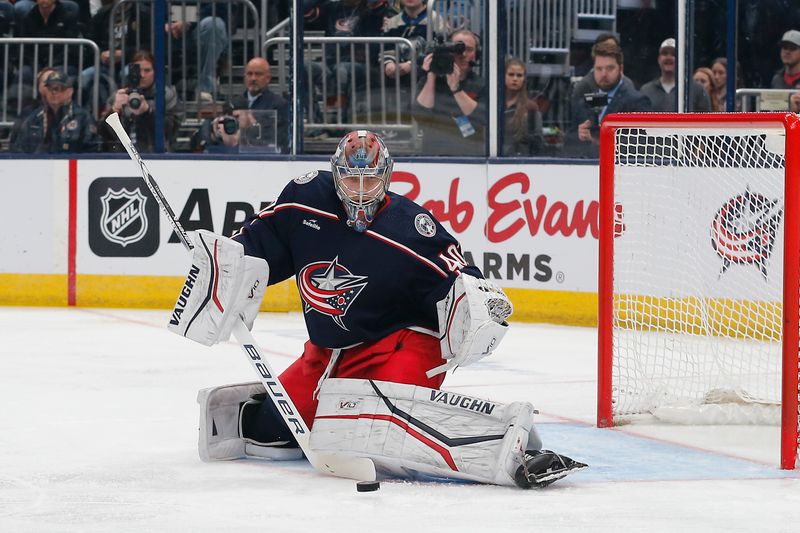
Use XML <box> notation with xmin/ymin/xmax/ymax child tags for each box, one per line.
<box><xmin>331</xmin><ymin>130</ymin><xmax>393</xmax><ymax>232</ymax></box>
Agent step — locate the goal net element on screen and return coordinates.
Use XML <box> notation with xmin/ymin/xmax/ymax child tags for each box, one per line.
<box><xmin>596</xmin><ymin>113</ymin><xmax>800</xmax><ymax>470</ymax></box>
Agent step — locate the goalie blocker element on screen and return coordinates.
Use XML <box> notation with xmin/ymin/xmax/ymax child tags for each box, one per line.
<box><xmin>198</xmin><ymin>379</ymin><xmax>586</xmax><ymax>488</ymax></box>
<box><xmin>167</xmin><ymin>230</ymin><xmax>269</xmax><ymax>346</ymax></box>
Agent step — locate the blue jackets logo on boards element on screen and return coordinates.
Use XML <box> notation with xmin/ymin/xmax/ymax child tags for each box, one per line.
<box><xmin>710</xmin><ymin>188</ymin><xmax>783</xmax><ymax>280</ymax></box>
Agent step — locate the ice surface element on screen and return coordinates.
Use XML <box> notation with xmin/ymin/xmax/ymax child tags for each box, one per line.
<box><xmin>1</xmin><ymin>308</ymin><xmax>798</xmax><ymax>532</ymax></box>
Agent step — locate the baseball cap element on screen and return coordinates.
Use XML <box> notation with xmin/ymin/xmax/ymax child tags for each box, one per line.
<box><xmin>780</xmin><ymin>30</ymin><xmax>800</xmax><ymax>47</ymax></box>
<box><xmin>44</xmin><ymin>69</ymin><xmax>73</xmax><ymax>88</ymax></box>
<box><xmin>660</xmin><ymin>38</ymin><xmax>676</xmax><ymax>51</ymax></box>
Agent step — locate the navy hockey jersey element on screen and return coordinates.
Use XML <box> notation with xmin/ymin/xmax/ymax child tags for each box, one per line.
<box><xmin>233</xmin><ymin>170</ymin><xmax>482</xmax><ymax>349</ymax></box>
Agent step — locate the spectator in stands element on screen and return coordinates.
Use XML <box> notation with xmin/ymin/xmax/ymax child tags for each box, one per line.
<box><xmin>640</xmin><ymin>38</ymin><xmax>711</xmax><ymax>112</ymax></box>
<box><xmin>773</xmin><ymin>30</ymin><xmax>800</xmax><ymax>89</ymax></box>
<box><xmin>17</xmin><ymin>66</ymin><xmax>57</xmax><ymax>113</ymax></box>
<box><xmin>571</xmin><ymin>33</ymin><xmax>636</xmax><ymax>102</ymax></box>
<box><xmin>792</xmin><ymin>92</ymin><xmax>800</xmax><ymax>113</ymax></box>
<box><xmin>10</xmin><ymin>69</ymin><xmax>98</xmax><ymax>153</ymax></box>
<box><xmin>502</xmin><ymin>58</ymin><xmax>542</xmax><ymax>157</ymax></box>
<box><xmin>19</xmin><ymin>0</ymin><xmax>80</xmax><ymax>67</ymax></box>
<box><xmin>82</xmin><ymin>0</ymin><xmax>152</xmax><ymax>106</ymax></box>
<box><xmin>307</xmin><ymin>0</ymin><xmax>396</xmax><ymax>118</ymax></box>
<box><xmin>233</xmin><ymin>57</ymin><xmax>289</xmax><ymax>153</ymax></box>
<box><xmin>571</xmin><ymin>41</ymin><xmax>651</xmax><ymax>158</ymax></box>
<box><xmin>381</xmin><ymin>0</ymin><xmax>447</xmax><ymax>116</ymax></box>
<box><xmin>14</xmin><ymin>0</ymin><xmax>87</xmax><ymax>28</ymax></box>
<box><xmin>191</xmin><ymin>56</ymin><xmax>290</xmax><ymax>154</ymax></box>
<box><xmin>12</xmin><ymin>65</ymin><xmax>55</xmax><ymax>134</ymax></box>
<box><xmin>302</xmin><ymin>0</ymin><xmax>329</xmax><ymax>32</ymax></box>
<box><xmin>35</xmin><ymin>67</ymin><xmax>56</xmax><ymax>104</ymax></box>
<box><xmin>101</xmin><ymin>50</ymin><xmax>180</xmax><ymax>152</ymax></box>
<box><xmin>710</xmin><ymin>57</ymin><xmax>728</xmax><ymax>111</ymax></box>
<box><xmin>166</xmin><ymin>4</ymin><xmax>229</xmax><ymax>103</ymax></box>
<box><xmin>693</xmin><ymin>67</ymin><xmax>722</xmax><ymax>111</ymax></box>
<box><xmin>414</xmin><ymin>29</ymin><xmax>484</xmax><ymax>156</ymax></box>
<box><xmin>0</xmin><ymin>1</ymin><xmax>13</xmax><ymax>36</ymax></box>
<box><xmin>771</xmin><ymin>29</ymin><xmax>800</xmax><ymax>112</ymax></box>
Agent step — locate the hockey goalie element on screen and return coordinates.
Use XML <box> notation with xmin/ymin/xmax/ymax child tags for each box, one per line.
<box><xmin>168</xmin><ymin>130</ymin><xmax>586</xmax><ymax>488</ymax></box>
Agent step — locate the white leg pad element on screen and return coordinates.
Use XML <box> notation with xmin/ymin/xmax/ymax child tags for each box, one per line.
<box><xmin>197</xmin><ymin>382</ymin><xmax>303</xmax><ymax>462</ymax></box>
<box><xmin>309</xmin><ymin>378</ymin><xmax>541</xmax><ymax>486</ymax></box>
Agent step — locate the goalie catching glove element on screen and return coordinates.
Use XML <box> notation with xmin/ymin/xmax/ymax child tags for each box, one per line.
<box><xmin>168</xmin><ymin>230</ymin><xmax>269</xmax><ymax>346</ymax></box>
<box><xmin>428</xmin><ymin>273</ymin><xmax>513</xmax><ymax>377</ymax></box>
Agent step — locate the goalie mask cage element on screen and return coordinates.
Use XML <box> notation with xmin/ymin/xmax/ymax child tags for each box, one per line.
<box><xmin>597</xmin><ymin>113</ymin><xmax>800</xmax><ymax>470</ymax></box>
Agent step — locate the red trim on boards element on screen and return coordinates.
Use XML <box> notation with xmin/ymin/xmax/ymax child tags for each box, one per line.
<box><xmin>68</xmin><ymin>159</ymin><xmax>77</xmax><ymax>306</ymax></box>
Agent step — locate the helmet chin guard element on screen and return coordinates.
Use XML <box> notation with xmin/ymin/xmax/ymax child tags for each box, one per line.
<box><xmin>331</xmin><ymin>130</ymin><xmax>393</xmax><ymax>232</ymax></box>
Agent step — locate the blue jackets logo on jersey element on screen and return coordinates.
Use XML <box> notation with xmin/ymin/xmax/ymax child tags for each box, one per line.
<box><xmin>298</xmin><ymin>257</ymin><xmax>368</xmax><ymax>330</ymax></box>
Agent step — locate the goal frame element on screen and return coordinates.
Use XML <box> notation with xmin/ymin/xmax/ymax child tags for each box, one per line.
<box><xmin>596</xmin><ymin>112</ymin><xmax>800</xmax><ymax>470</ymax></box>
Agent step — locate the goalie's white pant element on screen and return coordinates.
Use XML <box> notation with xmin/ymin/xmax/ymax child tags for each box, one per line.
<box><xmin>309</xmin><ymin>378</ymin><xmax>542</xmax><ymax>486</ymax></box>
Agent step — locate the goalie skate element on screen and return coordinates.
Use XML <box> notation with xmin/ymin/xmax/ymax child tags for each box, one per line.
<box><xmin>514</xmin><ymin>450</ymin><xmax>587</xmax><ymax>488</ymax></box>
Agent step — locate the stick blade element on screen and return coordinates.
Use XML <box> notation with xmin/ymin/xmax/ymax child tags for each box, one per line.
<box><xmin>310</xmin><ymin>453</ymin><xmax>376</xmax><ymax>481</ymax></box>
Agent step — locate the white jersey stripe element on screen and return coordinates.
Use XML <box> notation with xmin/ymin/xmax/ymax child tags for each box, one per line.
<box><xmin>258</xmin><ymin>202</ymin><xmax>448</xmax><ymax>279</ymax></box>
<box><xmin>259</xmin><ymin>202</ymin><xmax>340</xmax><ymax>221</ymax></box>
<box><xmin>365</xmin><ymin>229</ymin><xmax>448</xmax><ymax>278</ymax></box>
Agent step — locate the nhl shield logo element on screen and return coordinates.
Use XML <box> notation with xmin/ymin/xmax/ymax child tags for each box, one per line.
<box><xmin>100</xmin><ymin>187</ymin><xmax>149</xmax><ymax>247</ymax></box>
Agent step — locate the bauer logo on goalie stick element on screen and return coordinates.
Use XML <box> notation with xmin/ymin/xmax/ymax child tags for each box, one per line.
<box><xmin>710</xmin><ymin>188</ymin><xmax>783</xmax><ymax>280</ymax></box>
<box><xmin>88</xmin><ymin>177</ymin><xmax>159</xmax><ymax>257</ymax></box>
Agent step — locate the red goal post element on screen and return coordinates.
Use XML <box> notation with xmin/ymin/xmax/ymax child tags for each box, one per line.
<box><xmin>597</xmin><ymin>113</ymin><xmax>800</xmax><ymax>470</ymax></box>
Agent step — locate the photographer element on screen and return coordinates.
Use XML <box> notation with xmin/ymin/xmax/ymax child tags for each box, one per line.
<box><xmin>191</xmin><ymin>103</ymin><xmax>260</xmax><ymax>154</ymax></box>
<box><xmin>570</xmin><ymin>41</ymin><xmax>651</xmax><ymax>158</ymax></box>
<box><xmin>381</xmin><ymin>0</ymin><xmax>447</xmax><ymax>114</ymax></box>
<box><xmin>101</xmin><ymin>50</ymin><xmax>180</xmax><ymax>153</ymax></box>
<box><xmin>414</xmin><ymin>29</ymin><xmax>485</xmax><ymax>156</ymax></box>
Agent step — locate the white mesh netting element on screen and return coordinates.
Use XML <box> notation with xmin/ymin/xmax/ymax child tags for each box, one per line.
<box><xmin>611</xmin><ymin>127</ymin><xmax>789</xmax><ymax>425</ymax></box>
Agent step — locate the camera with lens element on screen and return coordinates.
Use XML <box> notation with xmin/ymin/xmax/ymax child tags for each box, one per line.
<box><xmin>220</xmin><ymin>116</ymin><xmax>239</xmax><ymax>135</ymax></box>
<box><xmin>125</xmin><ymin>63</ymin><xmax>145</xmax><ymax>110</ymax></box>
<box><xmin>583</xmin><ymin>92</ymin><xmax>609</xmax><ymax>133</ymax></box>
<box><xmin>428</xmin><ymin>38</ymin><xmax>466</xmax><ymax>76</ymax></box>
<box><xmin>583</xmin><ymin>92</ymin><xmax>609</xmax><ymax>110</ymax></box>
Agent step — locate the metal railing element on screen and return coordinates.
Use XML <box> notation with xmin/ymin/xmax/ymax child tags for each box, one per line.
<box><xmin>265</xmin><ymin>16</ymin><xmax>290</xmax><ymax>98</ymax></box>
<box><xmin>264</xmin><ymin>36</ymin><xmax>418</xmax><ymax>136</ymax></box>
<box><xmin>736</xmin><ymin>89</ymin><xmax>799</xmax><ymax>112</ymax></box>
<box><xmin>575</xmin><ymin>0</ymin><xmax>617</xmax><ymax>20</ymax></box>
<box><xmin>506</xmin><ymin>0</ymin><xmax>572</xmax><ymax>76</ymax></box>
<box><xmin>574</xmin><ymin>0</ymin><xmax>617</xmax><ymax>42</ymax></box>
<box><xmin>429</xmin><ymin>0</ymin><xmax>482</xmax><ymax>36</ymax></box>
<box><xmin>0</xmin><ymin>38</ymin><xmax>100</xmax><ymax>123</ymax></box>
<box><xmin>108</xmin><ymin>0</ymin><xmax>261</xmax><ymax>106</ymax></box>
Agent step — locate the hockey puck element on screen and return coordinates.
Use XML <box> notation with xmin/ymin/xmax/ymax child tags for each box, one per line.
<box><xmin>356</xmin><ymin>480</ymin><xmax>380</xmax><ymax>492</ymax></box>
